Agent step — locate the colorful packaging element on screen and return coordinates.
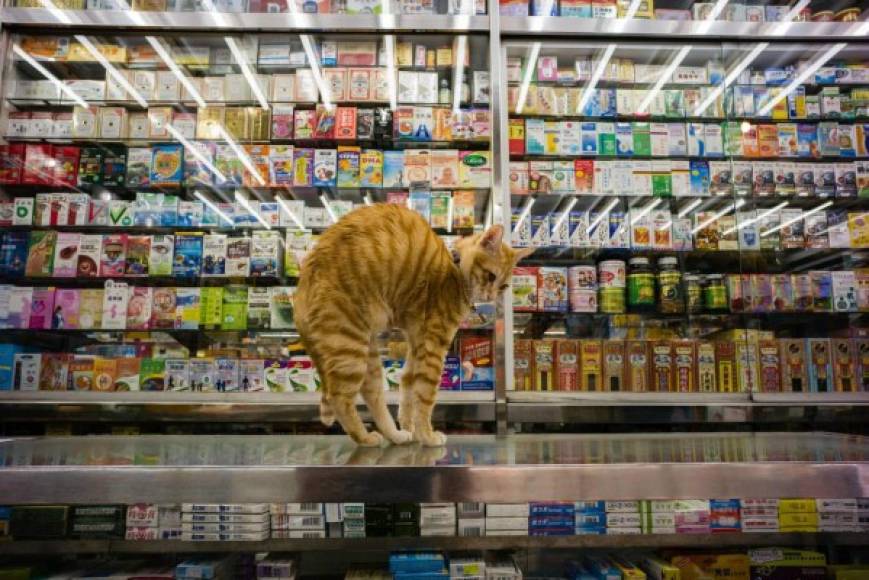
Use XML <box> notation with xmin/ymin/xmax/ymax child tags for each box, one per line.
<box><xmin>626</xmin><ymin>340</ymin><xmax>650</xmax><ymax>392</ymax></box>
<box><xmin>603</xmin><ymin>340</ymin><xmax>625</xmax><ymax>392</ymax></box>
<box><xmin>716</xmin><ymin>341</ymin><xmax>737</xmax><ymax>393</ymax></box>
<box><xmin>556</xmin><ymin>339</ymin><xmax>579</xmax><ymax>392</ymax></box>
<box><xmin>807</xmin><ymin>338</ymin><xmax>833</xmax><ymax>393</ymax></box>
<box><xmin>514</xmin><ymin>339</ymin><xmax>533</xmax><ymax>391</ymax></box>
<box><xmin>832</xmin><ymin>338</ymin><xmax>857</xmax><ymax>393</ymax></box>
<box><xmin>460</xmin><ymin>336</ymin><xmax>493</xmax><ymax>391</ymax></box>
<box><xmin>580</xmin><ymin>340</ymin><xmax>603</xmax><ymax>392</ymax></box>
<box><xmin>533</xmin><ymin>339</ymin><xmax>556</xmax><ymax>391</ymax></box>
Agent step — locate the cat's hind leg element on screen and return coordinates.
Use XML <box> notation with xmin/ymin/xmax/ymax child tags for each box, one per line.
<box><xmin>361</xmin><ymin>344</ymin><xmax>412</xmax><ymax>445</ymax></box>
<box><xmin>320</xmin><ymin>346</ymin><xmax>383</xmax><ymax>447</ymax></box>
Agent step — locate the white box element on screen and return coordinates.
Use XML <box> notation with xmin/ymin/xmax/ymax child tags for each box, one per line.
<box><xmin>458</xmin><ymin>518</ymin><xmax>486</xmax><ymax>537</ymax></box>
<box><xmin>486</xmin><ymin>504</ymin><xmax>528</xmax><ymax>518</ymax></box>
<box><xmin>484</xmin><ymin>517</ymin><xmax>527</xmax><ymax>531</ymax></box>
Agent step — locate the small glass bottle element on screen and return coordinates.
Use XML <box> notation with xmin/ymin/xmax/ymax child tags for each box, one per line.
<box><xmin>627</xmin><ymin>257</ymin><xmax>655</xmax><ymax>312</ymax></box>
<box><xmin>439</xmin><ymin>78</ymin><xmax>451</xmax><ymax>104</ymax></box>
<box><xmin>684</xmin><ymin>274</ymin><xmax>703</xmax><ymax>314</ymax></box>
<box><xmin>703</xmin><ymin>274</ymin><xmax>728</xmax><ymax>313</ymax></box>
<box><xmin>657</xmin><ymin>256</ymin><xmax>684</xmax><ymax>314</ymax></box>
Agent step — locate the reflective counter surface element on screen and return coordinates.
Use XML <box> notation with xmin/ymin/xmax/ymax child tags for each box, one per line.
<box><xmin>0</xmin><ymin>432</ymin><xmax>867</xmax><ymax>503</ymax></box>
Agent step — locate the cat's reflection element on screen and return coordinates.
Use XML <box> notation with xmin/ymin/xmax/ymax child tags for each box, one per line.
<box><xmin>345</xmin><ymin>443</ymin><xmax>448</xmax><ymax>466</ymax></box>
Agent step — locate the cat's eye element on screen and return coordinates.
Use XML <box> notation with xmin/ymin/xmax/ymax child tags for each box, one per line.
<box><xmin>487</xmin><ymin>272</ymin><xmax>497</xmax><ymax>283</ymax></box>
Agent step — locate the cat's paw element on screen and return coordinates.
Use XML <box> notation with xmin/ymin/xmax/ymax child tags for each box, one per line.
<box><xmin>387</xmin><ymin>429</ymin><xmax>414</xmax><ymax>445</ymax></box>
<box><xmin>356</xmin><ymin>431</ymin><xmax>384</xmax><ymax>447</ymax></box>
<box><xmin>416</xmin><ymin>430</ymin><xmax>447</xmax><ymax>447</ymax></box>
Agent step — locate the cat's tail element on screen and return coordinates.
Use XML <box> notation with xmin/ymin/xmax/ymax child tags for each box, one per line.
<box><xmin>319</xmin><ymin>395</ymin><xmax>336</xmax><ymax>427</ymax></box>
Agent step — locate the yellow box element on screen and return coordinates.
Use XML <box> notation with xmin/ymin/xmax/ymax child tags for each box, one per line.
<box><xmin>778</xmin><ymin>512</ymin><xmax>818</xmax><ymax>527</ymax></box>
<box><xmin>749</xmin><ymin>549</ymin><xmax>825</xmax><ymax>567</ymax></box>
<box><xmin>671</xmin><ymin>554</ymin><xmax>748</xmax><ymax>580</ymax></box>
<box><xmin>641</xmin><ymin>557</ymin><xmax>680</xmax><ymax>580</ymax></box>
<box><xmin>611</xmin><ymin>556</ymin><xmax>646</xmax><ymax>580</ymax></box>
<box><xmin>778</xmin><ymin>499</ymin><xmax>817</xmax><ymax>513</ymax></box>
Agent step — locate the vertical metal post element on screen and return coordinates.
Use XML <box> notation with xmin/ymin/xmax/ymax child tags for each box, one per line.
<box><xmin>487</xmin><ymin>0</ymin><xmax>510</xmax><ymax>437</ymax></box>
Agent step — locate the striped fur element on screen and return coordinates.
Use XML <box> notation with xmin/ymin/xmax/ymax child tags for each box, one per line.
<box><xmin>295</xmin><ymin>204</ymin><xmax>532</xmax><ymax>446</ymax></box>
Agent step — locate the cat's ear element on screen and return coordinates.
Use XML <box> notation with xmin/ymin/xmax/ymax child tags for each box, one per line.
<box><xmin>512</xmin><ymin>247</ymin><xmax>535</xmax><ymax>263</ymax></box>
<box><xmin>479</xmin><ymin>224</ymin><xmax>504</xmax><ymax>255</ymax></box>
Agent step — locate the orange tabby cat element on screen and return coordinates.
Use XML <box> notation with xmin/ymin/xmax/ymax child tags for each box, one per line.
<box><xmin>295</xmin><ymin>204</ymin><xmax>532</xmax><ymax>446</ymax></box>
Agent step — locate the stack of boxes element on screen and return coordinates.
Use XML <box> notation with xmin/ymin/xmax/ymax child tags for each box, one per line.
<box><xmin>365</xmin><ymin>503</ymin><xmax>393</xmax><ymax>537</ymax></box>
<box><xmin>125</xmin><ymin>503</ymin><xmax>181</xmax><ymax>540</ymax></box>
<box><xmin>529</xmin><ymin>502</ymin><xmax>574</xmax><ymax>536</ymax></box>
<box><xmin>574</xmin><ymin>501</ymin><xmax>607</xmax><ymax>535</ymax></box>
<box><xmin>741</xmin><ymin>498</ymin><xmax>780</xmax><ymax>533</ymax></box>
<box><xmin>8</xmin><ymin>506</ymin><xmax>68</xmax><ymax>539</ymax></box>
<box><xmin>485</xmin><ymin>503</ymin><xmax>528</xmax><ymax>536</ymax></box>
<box><xmin>778</xmin><ymin>498</ymin><xmax>819</xmax><ymax>533</ymax></box>
<box><xmin>175</xmin><ymin>557</ymin><xmax>236</xmax><ymax>580</ymax></box>
<box><xmin>256</xmin><ymin>556</ymin><xmax>296</xmax><ymax>580</ymax></box>
<box><xmin>343</xmin><ymin>503</ymin><xmax>365</xmax><ymax>538</ymax></box>
<box><xmin>456</xmin><ymin>502</ymin><xmax>486</xmax><ymax>537</ymax></box>
<box><xmin>672</xmin><ymin>500</ymin><xmax>711</xmax><ymax>535</ymax></box>
<box><xmin>419</xmin><ymin>503</ymin><xmax>456</xmax><ymax>537</ymax></box>
<box><xmin>709</xmin><ymin>499</ymin><xmax>741</xmax><ymax>533</ymax></box>
<box><xmin>859</xmin><ymin>498</ymin><xmax>869</xmax><ymax>532</ymax></box>
<box><xmin>271</xmin><ymin>503</ymin><xmax>326</xmax><ymax>539</ymax></box>
<box><xmin>68</xmin><ymin>504</ymin><xmax>126</xmax><ymax>539</ymax></box>
<box><xmin>326</xmin><ymin>503</ymin><xmax>344</xmax><ymax>538</ymax></box>
<box><xmin>605</xmin><ymin>501</ymin><xmax>641</xmax><ymax>535</ymax></box>
<box><xmin>639</xmin><ymin>501</ymin><xmax>676</xmax><ymax>535</ymax></box>
<box><xmin>817</xmin><ymin>499</ymin><xmax>859</xmax><ymax>532</ymax></box>
<box><xmin>389</xmin><ymin>552</ymin><xmax>448</xmax><ymax>580</ymax></box>
<box><xmin>393</xmin><ymin>504</ymin><xmax>420</xmax><ymax>537</ymax></box>
<box><xmin>180</xmin><ymin>503</ymin><xmax>270</xmax><ymax>542</ymax></box>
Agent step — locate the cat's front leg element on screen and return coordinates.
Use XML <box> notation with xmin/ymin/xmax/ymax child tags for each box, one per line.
<box><xmin>409</xmin><ymin>340</ymin><xmax>450</xmax><ymax>447</ymax></box>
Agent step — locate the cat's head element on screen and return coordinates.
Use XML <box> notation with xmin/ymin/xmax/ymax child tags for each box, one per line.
<box><xmin>455</xmin><ymin>225</ymin><xmax>534</xmax><ymax>303</ymax></box>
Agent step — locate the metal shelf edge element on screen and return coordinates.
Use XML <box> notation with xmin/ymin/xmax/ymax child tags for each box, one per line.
<box><xmin>499</xmin><ymin>16</ymin><xmax>867</xmax><ymax>39</ymax></box>
<box><xmin>3</xmin><ymin>532</ymin><xmax>869</xmax><ymax>554</ymax></box>
<box><xmin>0</xmin><ymin>8</ymin><xmax>489</xmax><ymax>32</ymax></box>
<box><xmin>506</xmin><ymin>392</ymin><xmax>751</xmax><ymax>406</ymax></box>
<box><xmin>0</xmin><ymin>390</ymin><xmax>494</xmax><ymax>406</ymax></box>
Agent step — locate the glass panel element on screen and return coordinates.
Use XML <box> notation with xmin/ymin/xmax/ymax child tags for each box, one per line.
<box><xmin>0</xmin><ymin>30</ymin><xmax>493</xmax><ymax>399</ymax></box>
<box><xmin>505</xmin><ymin>38</ymin><xmax>869</xmax><ymax>397</ymax></box>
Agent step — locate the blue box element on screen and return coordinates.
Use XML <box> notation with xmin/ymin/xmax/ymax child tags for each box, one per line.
<box><xmin>530</xmin><ymin>502</ymin><xmax>575</xmax><ymax>516</ymax></box>
<box><xmin>566</xmin><ymin>562</ymin><xmax>597</xmax><ymax>580</ymax></box>
<box><xmin>710</xmin><ymin>499</ymin><xmax>740</xmax><ymax>510</ymax></box>
<box><xmin>574</xmin><ymin>512</ymin><xmax>607</xmax><ymax>527</ymax></box>
<box><xmin>530</xmin><ymin>516</ymin><xmax>575</xmax><ymax>528</ymax></box>
<box><xmin>574</xmin><ymin>501</ymin><xmax>606</xmax><ymax>513</ymax></box>
<box><xmin>389</xmin><ymin>552</ymin><xmax>445</xmax><ymax>574</ymax></box>
<box><xmin>530</xmin><ymin>527</ymin><xmax>574</xmax><ymax>536</ymax></box>
<box><xmin>574</xmin><ymin>526</ymin><xmax>606</xmax><ymax>535</ymax></box>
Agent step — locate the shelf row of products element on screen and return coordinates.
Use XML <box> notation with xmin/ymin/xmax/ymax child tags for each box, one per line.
<box><xmin>4</xmin><ymin>499</ymin><xmax>869</xmax><ymax>541</ymax></box>
<box><xmin>508</xmin><ymin>84</ymin><xmax>866</xmax><ymax>121</ymax></box>
<box><xmin>11</xmin><ymin>0</ymin><xmax>487</xmax><ymax>16</ymax></box>
<box><xmin>5</xmin><ymin>106</ymin><xmax>492</xmax><ymax>144</ymax></box>
<box><xmin>512</xmin><ymin>265</ymin><xmax>866</xmax><ymax>314</ymax></box>
<box><xmin>513</xmin><ymin>334</ymin><xmax>866</xmax><ymax>393</ymax></box>
<box><xmin>0</xmin><ymin>218</ymin><xmax>474</xmax><ymax>280</ymax></box>
<box><xmin>499</xmin><ymin>0</ymin><xmax>862</xmax><ymax>22</ymax></box>
<box><xmin>509</xmin><ymin>158</ymin><xmax>865</xmax><ymax>198</ymax></box>
<box><xmin>509</xmin><ymin>120</ymin><xmax>867</xmax><ymax>160</ymax></box>
<box><xmin>0</xmin><ymin>143</ymin><xmax>493</xmax><ymax>189</ymax></box>
<box><xmin>14</xmin><ymin>36</ymin><xmax>477</xmax><ymax>71</ymax></box>
<box><xmin>4</xmin><ymin>549</ymin><xmax>869</xmax><ymax>580</ymax></box>
<box><xmin>506</xmin><ymin>55</ymin><xmax>867</xmax><ymax>92</ymax></box>
<box><xmin>512</xmin><ymin>204</ymin><xmax>869</xmax><ymax>252</ymax></box>
<box><xmin>0</xmin><ymin>334</ymin><xmax>488</xmax><ymax>391</ymax></box>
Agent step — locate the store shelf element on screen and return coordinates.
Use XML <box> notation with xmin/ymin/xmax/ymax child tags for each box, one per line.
<box><xmin>752</xmin><ymin>392</ymin><xmax>869</xmax><ymax>405</ymax></box>
<box><xmin>0</xmin><ymin>8</ymin><xmax>490</xmax><ymax>32</ymax></box>
<box><xmin>0</xmin><ymin>389</ymin><xmax>495</xmax><ymax>423</ymax></box>
<box><xmin>0</xmin><ymin>432</ymin><xmax>866</xmax><ymax>503</ymax></box>
<box><xmin>3</xmin><ymin>532</ymin><xmax>869</xmax><ymax>555</ymax></box>
<box><xmin>508</xmin><ymin>391</ymin><xmax>750</xmax><ymax>405</ymax></box>
<box><xmin>499</xmin><ymin>16</ymin><xmax>867</xmax><ymax>40</ymax></box>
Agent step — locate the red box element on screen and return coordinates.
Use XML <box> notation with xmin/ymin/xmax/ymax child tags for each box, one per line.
<box><xmin>0</xmin><ymin>144</ymin><xmax>25</xmax><ymax>184</ymax></box>
<box><xmin>758</xmin><ymin>339</ymin><xmax>782</xmax><ymax>393</ymax></box>
<box><xmin>51</xmin><ymin>145</ymin><xmax>80</xmax><ymax>187</ymax></box>
<box><xmin>335</xmin><ymin>106</ymin><xmax>357</xmax><ymax>140</ymax></box>
<box><xmin>22</xmin><ymin>144</ymin><xmax>52</xmax><ymax>185</ymax></box>
<box><xmin>509</xmin><ymin>119</ymin><xmax>525</xmax><ymax>156</ymax></box>
<box><xmin>555</xmin><ymin>339</ymin><xmax>578</xmax><ymax>391</ymax></box>
<box><xmin>514</xmin><ymin>339</ymin><xmax>533</xmax><ymax>391</ymax></box>
<box><xmin>672</xmin><ymin>339</ymin><xmax>696</xmax><ymax>393</ymax></box>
